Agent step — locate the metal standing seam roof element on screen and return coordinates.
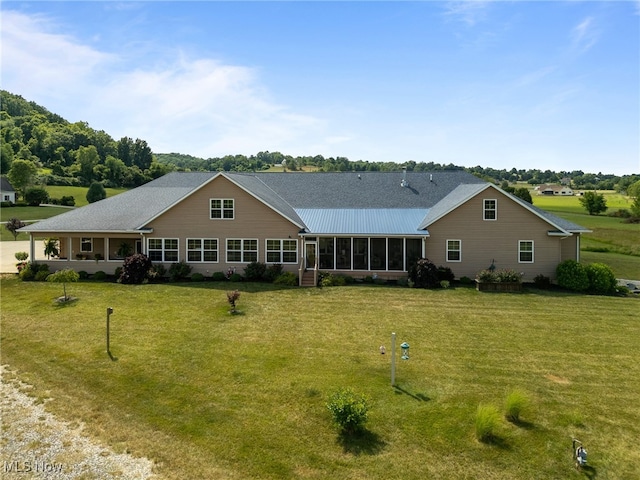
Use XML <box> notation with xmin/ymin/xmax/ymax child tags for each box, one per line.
<box><xmin>295</xmin><ymin>209</ymin><xmax>430</xmax><ymax>235</ymax></box>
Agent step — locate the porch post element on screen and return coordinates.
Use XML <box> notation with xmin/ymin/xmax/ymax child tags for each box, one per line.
<box><xmin>29</xmin><ymin>234</ymin><xmax>35</xmax><ymax>262</ymax></box>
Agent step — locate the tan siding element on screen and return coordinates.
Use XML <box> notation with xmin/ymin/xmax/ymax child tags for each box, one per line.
<box><xmin>426</xmin><ymin>190</ymin><xmax>566</xmax><ymax>280</ymax></box>
<box><xmin>145</xmin><ymin>176</ymin><xmax>302</xmax><ymax>274</ymax></box>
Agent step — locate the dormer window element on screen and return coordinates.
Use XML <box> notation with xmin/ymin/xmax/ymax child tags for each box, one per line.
<box><xmin>483</xmin><ymin>199</ymin><xmax>497</xmax><ymax>220</ymax></box>
<box><xmin>210</xmin><ymin>199</ymin><xmax>234</xmax><ymax>219</ymax></box>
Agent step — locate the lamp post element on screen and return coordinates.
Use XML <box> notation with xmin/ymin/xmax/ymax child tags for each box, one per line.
<box><xmin>106</xmin><ymin>307</ymin><xmax>116</xmax><ymax>361</ymax></box>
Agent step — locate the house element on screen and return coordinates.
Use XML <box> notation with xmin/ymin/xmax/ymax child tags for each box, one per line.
<box><xmin>1</xmin><ymin>177</ymin><xmax>16</xmax><ymax>203</ymax></box>
<box><xmin>534</xmin><ymin>184</ymin><xmax>574</xmax><ymax>196</ymax></box>
<box><xmin>19</xmin><ymin>171</ymin><xmax>589</xmax><ymax>284</ymax></box>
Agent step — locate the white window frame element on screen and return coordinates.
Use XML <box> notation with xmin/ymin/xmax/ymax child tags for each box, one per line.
<box><xmin>187</xmin><ymin>238</ymin><xmax>219</xmax><ymax>263</ymax></box>
<box><xmin>483</xmin><ymin>199</ymin><xmax>497</xmax><ymax>221</ymax></box>
<box><xmin>518</xmin><ymin>240</ymin><xmax>534</xmax><ymax>263</ymax></box>
<box><xmin>226</xmin><ymin>238</ymin><xmax>258</xmax><ymax>263</ymax></box>
<box><xmin>80</xmin><ymin>237</ymin><xmax>93</xmax><ymax>252</ymax></box>
<box><xmin>148</xmin><ymin>238</ymin><xmax>179</xmax><ymax>262</ymax></box>
<box><xmin>210</xmin><ymin>198</ymin><xmax>234</xmax><ymax>220</ymax></box>
<box><xmin>446</xmin><ymin>239</ymin><xmax>462</xmax><ymax>262</ymax></box>
<box><xmin>265</xmin><ymin>239</ymin><xmax>298</xmax><ymax>264</ymax></box>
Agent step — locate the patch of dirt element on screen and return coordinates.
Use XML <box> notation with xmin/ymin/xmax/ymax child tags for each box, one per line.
<box><xmin>545</xmin><ymin>374</ymin><xmax>571</xmax><ymax>384</ymax></box>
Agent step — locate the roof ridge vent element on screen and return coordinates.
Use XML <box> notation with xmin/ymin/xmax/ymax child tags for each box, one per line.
<box><xmin>401</xmin><ymin>166</ymin><xmax>409</xmax><ymax>188</ymax></box>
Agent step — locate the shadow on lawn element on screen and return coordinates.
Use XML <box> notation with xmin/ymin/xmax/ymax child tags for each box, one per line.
<box><xmin>337</xmin><ymin>428</ymin><xmax>386</xmax><ymax>455</ymax></box>
<box><xmin>580</xmin><ymin>465</ymin><xmax>597</xmax><ymax>479</ymax></box>
<box><xmin>393</xmin><ymin>385</ymin><xmax>431</xmax><ymax>402</ymax></box>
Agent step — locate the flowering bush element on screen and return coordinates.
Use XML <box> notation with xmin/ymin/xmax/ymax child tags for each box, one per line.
<box><xmin>476</xmin><ymin>269</ymin><xmax>522</xmax><ymax>283</ymax></box>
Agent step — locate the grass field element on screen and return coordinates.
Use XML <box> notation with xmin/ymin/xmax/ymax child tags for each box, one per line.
<box><xmin>1</xmin><ymin>278</ymin><xmax>639</xmax><ymax>479</ymax></box>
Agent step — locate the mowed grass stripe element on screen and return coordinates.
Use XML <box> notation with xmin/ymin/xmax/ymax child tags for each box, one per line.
<box><xmin>1</xmin><ymin>278</ymin><xmax>639</xmax><ymax>479</ymax></box>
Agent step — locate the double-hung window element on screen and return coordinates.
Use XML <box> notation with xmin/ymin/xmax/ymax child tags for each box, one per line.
<box><xmin>80</xmin><ymin>237</ymin><xmax>93</xmax><ymax>252</ymax></box>
<box><xmin>226</xmin><ymin>239</ymin><xmax>258</xmax><ymax>263</ymax></box>
<box><xmin>446</xmin><ymin>239</ymin><xmax>462</xmax><ymax>262</ymax></box>
<box><xmin>187</xmin><ymin>238</ymin><xmax>218</xmax><ymax>262</ymax></box>
<box><xmin>266</xmin><ymin>239</ymin><xmax>298</xmax><ymax>263</ymax></box>
<box><xmin>483</xmin><ymin>199</ymin><xmax>497</xmax><ymax>220</ymax></box>
<box><xmin>148</xmin><ymin>238</ymin><xmax>178</xmax><ymax>262</ymax></box>
<box><xmin>519</xmin><ymin>240</ymin><xmax>534</xmax><ymax>263</ymax></box>
<box><xmin>210</xmin><ymin>199</ymin><xmax>234</xmax><ymax>219</ymax></box>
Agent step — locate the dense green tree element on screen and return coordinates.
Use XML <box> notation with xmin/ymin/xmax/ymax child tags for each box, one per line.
<box><xmin>86</xmin><ymin>181</ymin><xmax>107</xmax><ymax>203</ymax></box>
<box><xmin>7</xmin><ymin>159</ymin><xmax>37</xmax><ymax>198</ymax></box>
<box><xmin>514</xmin><ymin>187</ymin><xmax>533</xmax><ymax>204</ymax></box>
<box><xmin>1</xmin><ymin>141</ymin><xmax>14</xmax><ymax>173</ymax></box>
<box><xmin>579</xmin><ymin>191</ymin><xmax>608</xmax><ymax>215</ymax></box>
<box><xmin>75</xmin><ymin>145</ymin><xmax>100</xmax><ymax>184</ymax></box>
<box><xmin>24</xmin><ymin>187</ymin><xmax>50</xmax><ymax>206</ymax></box>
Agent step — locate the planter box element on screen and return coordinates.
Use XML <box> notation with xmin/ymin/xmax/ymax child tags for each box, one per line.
<box><xmin>476</xmin><ymin>281</ymin><xmax>522</xmax><ymax>292</ymax></box>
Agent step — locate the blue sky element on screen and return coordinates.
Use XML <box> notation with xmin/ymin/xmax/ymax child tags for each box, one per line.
<box><xmin>2</xmin><ymin>1</ymin><xmax>638</xmax><ymax>175</ymax></box>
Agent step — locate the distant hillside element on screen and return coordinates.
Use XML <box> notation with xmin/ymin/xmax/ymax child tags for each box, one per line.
<box><xmin>2</xmin><ymin>90</ymin><xmax>636</xmax><ymax>193</ymax></box>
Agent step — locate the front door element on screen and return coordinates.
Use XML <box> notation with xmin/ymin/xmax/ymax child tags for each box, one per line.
<box><xmin>305</xmin><ymin>242</ymin><xmax>317</xmax><ymax>269</ymax></box>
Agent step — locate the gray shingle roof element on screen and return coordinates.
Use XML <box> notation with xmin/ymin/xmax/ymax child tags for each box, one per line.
<box><xmin>1</xmin><ymin>177</ymin><xmax>15</xmax><ymax>192</ymax></box>
<box><xmin>20</xmin><ymin>170</ymin><xmax>588</xmax><ymax>235</ymax></box>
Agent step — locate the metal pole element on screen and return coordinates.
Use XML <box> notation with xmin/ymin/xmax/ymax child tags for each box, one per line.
<box><xmin>106</xmin><ymin>307</ymin><xmax>115</xmax><ymax>361</ymax></box>
<box><xmin>391</xmin><ymin>332</ymin><xmax>396</xmax><ymax>386</ymax></box>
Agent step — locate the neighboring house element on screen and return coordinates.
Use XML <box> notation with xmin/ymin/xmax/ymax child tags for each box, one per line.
<box><xmin>19</xmin><ymin>171</ymin><xmax>589</xmax><ymax>285</ymax></box>
<box><xmin>534</xmin><ymin>184</ymin><xmax>574</xmax><ymax>196</ymax></box>
<box><xmin>1</xmin><ymin>177</ymin><xmax>16</xmax><ymax>203</ymax></box>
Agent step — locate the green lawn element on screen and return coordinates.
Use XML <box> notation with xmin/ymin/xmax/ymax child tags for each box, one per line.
<box><xmin>1</xmin><ymin>278</ymin><xmax>638</xmax><ymax>479</ymax></box>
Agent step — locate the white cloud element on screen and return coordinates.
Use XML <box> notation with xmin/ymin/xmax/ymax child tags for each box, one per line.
<box><xmin>443</xmin><ymin>0</ymin><xmax>492</xmax><ymax>26</ymax></box>
<box><xmin>0</xmin><ymin>9</ymin><xmax>324</xmax><ymax>158</ymax></box>
<box><xmin>571</xmin><ymin>16</ymin><xmax>599</xmax><ymax>53</ymax></box>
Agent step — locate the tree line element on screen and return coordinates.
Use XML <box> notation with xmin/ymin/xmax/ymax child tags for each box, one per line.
<box><xmin>2</xmin><ymin>90</ymin><xmax>638</xmax><ymax>202</ymax></box>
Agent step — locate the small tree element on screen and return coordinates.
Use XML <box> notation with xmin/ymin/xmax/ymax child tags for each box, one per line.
<box><xmin>47</xmin><ymin>268</ymin><xmax>80</xmax><ymax>301</ymax></box>
<box><xmin>15</xmin><ymin>251</ymin><xmax>28</xmax><ymax>272</ymax></box>
<box><xmin>5</xmin><ymin>218</ymin><xmax>26</xmax><ymax>240</ymax></box>
<box><xmin>86</xmin><ymin>182</ymin><xmax>107</xmax><ymax>203</ymax></box>
<box><xmin>227</xmin><ymin>290</ymin><xmax>240</xmax><ymax>313</ymax></box>
<box><xmin>579</xmin><ymin>191</ymin><xmax>607</xmax><ymax>215</ymax></box>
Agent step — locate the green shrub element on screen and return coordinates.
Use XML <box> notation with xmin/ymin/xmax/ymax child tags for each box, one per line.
<box><xmin>504</xmin><ymin>389</ymin><xmax>529</xmax><ymax>423</ymax></box>
<box><xmin>19</xmin><ymin>262</ymin><xmax>49</xmax><ymax>282</ymax></box>
<box><xmin>475</xmin><ymin>404</ymin><xmax>501</xmax><ymax>442</ymax></box>
<box><xmin>274</xmin><ymin>271</ymin><xmax>297</xmax><ymax>286</ymax></box>
<box><xmin>211</xmin><ymin>271</ymin><xmax>227</xmax><ymax>282</ymax></box>
<box><xmin>533</xmin><ymin>274</ymin><xmax>551</xmax><ymax>289</ymax></box>
<box><xmin>408</xmin><ymin>258</ymin><xmax>440</xmax><ymax>288</ymax></box>
<box><xmin>93</xmin><ymin>271</ymin><xmax>107</xmax><ymax>281</ymax></box>
<box><xmin>437</xmin><ymin>266</ymin><xmax>455</xmax><ymax>283</ymax></box>
<box><xmin>114</xmin><ymin>266</ymin><xmax>123</xmax><ymax>279</ymax></box>
<box><xmin>320</xmin><ymin>272</ymin><xmax>348</xmax><ymax>287</ymax></box>
<box><xmin>24</xmin><ymin>187</ymin><xmax>50</xmax><ymax>206</ymax></box>
<box><xmin>495</xmin><ymin>269</ymin><xmax>522</xmax><ymax>283</ymax></box>
<box><xmin>459</xmin><ymin>276</ymin><xmax>473</xmax><ymax>285</ymax></box>
<box><xmin>119</xmin><ymin>253</ymin><xmax>153</xmax><ymax>284</ymax></box>
<box><xmin>585</xmin><ymin>262</ymin><xmax>617</xmax><ymax>295</ymax></box>
<box><xmin>78</xmin><ymin>271</ymin><xmax>89</xmax><ymax>279</ymax></box>
<box><xmin>34</xmin><ymin>270</ymin><xmax>50</xmax><ymax>282</ymax></box>
<box><xmin>229</xmin><ymin>273</ymin><xmax>243</xmax><ymax>282</ymax></box>
<box><xmin>191</xmin><ymin>273</ymin><xmax>205</xmax><ymax>282</ymax></box>
<box><xmin>326</xmin><ymin>388</ymin><xmax>370</xmax><ymax>434</ymax></box>
<box><xmin>264</xmin><ymin>264</ymin><xmax>284</xmax><ymax>283</ymax></box>
<box><xmin>476</xmin><ymin>269</ymin><xmax>498</xmax><ymax>283</ymax></box>
<box><xmin>440</xmin><ymin>280</ymin><xmax>450</xmax><ymax>288</ymax></box>
<box><xmin>244</xmin><ymin>261</ymin><xmax>266</xmax><ymax>281</ymax></box>
<box><xmin>556</xmin><ymin>260</ymin><xmax>589</xmax><ymax>292</ymax></box>
<box><xmin>168</xmin><ymin>260</ymin><xmax>192</xmax><ymax>282</ymax></box>
<box><xmin>149</xmin><ymin>264</ymin><xmax>167</xmax><ymax>281</ymax></box>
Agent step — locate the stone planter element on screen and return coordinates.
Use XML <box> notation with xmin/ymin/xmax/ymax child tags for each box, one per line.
<box><xmin>476</xmin><ymin>281</ymin><xmax>522</xmax><ymax>292</ymax></box>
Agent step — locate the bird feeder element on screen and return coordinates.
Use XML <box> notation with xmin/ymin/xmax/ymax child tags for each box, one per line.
<box><xmin>400</xmin><ymin>342</ymin><xmax>410</xmax><ymax>360</ymax></box>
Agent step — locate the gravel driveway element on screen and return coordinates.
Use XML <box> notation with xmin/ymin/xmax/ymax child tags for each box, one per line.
<box><xmin>0</xmin><ymin>366</ymin><xmax>156</xmax><ymax>479</ymax></box>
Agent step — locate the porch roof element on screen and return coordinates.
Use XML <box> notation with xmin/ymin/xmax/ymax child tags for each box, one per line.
<box><xmin>295</xmin><ymin>208</ymin><xmax>429</xmax><ymax>235</ymax></box>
